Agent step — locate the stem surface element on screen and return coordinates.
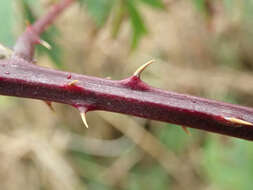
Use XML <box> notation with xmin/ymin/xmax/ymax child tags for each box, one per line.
<box><xmin>0</xmin><ymin>58</ymin><xmax>253</xmax><ymax>140</ymax></box>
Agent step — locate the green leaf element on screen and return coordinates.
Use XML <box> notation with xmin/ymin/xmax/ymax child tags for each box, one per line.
<box><xmin>20</xmin><ymin>0</ymin><xmax>62</xmax><ymax>68</ymax></box>
<box><xmin>202</xmin><ymin>136</ymin><xmax>253</xmax><ymax>190</ymax></box>
<box><xmin>111</xmin><ymin>0</ymin><xmax>126</xmax><ymax>38</ymax></box>
<box><xmin>158</xmin><ymin>124</ymin><xmax>190</xmax><ymax>153</ymax></box>
<box><xmin>128</xmin><ymin>165</ymin><xmax>170</xmax><ymax>190</ymax></box>
<box><xmin>79</xmin><ymin>0</ymin><xmax>115</xmax><ymax>27</ymax></box>
<box><xmin>140</xmin><ymin>0</ymin><xmax>165</xmax><ymax>9</ymax></box>
<box><xmin>192</xmin><ymin>0</ymin><xmax>207</xmax><ymax>14</ymax></box>
<box><xmin>126</xmin><ymin>0</ymin><xmax>148</xmax><ymax>49</ymax></box>
<box><xmin>0</xmin><ymin>0</ymin><xmax>15</xmax><ymax>46</ymax></box>
<box><xmin>38</xmin><ymin>27</ymin><xmax>63</xmax><ymax>68</ymax></box>
<box><xmin>20</xmin><ymin>0</ymin><xmax>36</xmax><ymax>23</ymax></box>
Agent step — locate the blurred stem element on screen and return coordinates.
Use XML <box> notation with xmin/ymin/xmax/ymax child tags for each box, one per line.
<box><xmin>14</xmin><ymin>0</ymin><xmax>74</xmax><ymax>61</ymax></box>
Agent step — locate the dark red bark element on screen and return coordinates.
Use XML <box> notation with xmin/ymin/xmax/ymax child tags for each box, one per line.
<box><xmin>0</xmin><ymin>0</ymin><xmax>253</xmax><ymax>141</ymax></box>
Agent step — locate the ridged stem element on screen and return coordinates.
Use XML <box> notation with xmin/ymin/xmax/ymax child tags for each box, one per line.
<box><xmin>0</xmin><ymin>59</ymin><xmax>253</xmax><ymax>140</ymax></box>
<box><xmin>0</xmin><ymin>0</ymin><xmax>252</xmax><ymax>141</ymax></box>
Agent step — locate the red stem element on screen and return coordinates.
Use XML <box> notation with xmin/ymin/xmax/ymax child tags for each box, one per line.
<box><xmin>1</xmin><ymin>0</ymin><xmax>252</xmax><ymax>141</ymax></box>
<box><xmin>1</xmin><ymin>59</ymin><xmax>253</xmax><ymax>140</ymax></box>
<box><xmin>32</xmin><ymin>0</ymin><xmax>74</xmax><ymax>34</ymax></box>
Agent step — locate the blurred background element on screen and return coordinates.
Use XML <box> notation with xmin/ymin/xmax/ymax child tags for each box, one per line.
<box><xmin>0</xmin><ymin>0</ymin><xmax>253</xmax><ymax>189</ymax></box>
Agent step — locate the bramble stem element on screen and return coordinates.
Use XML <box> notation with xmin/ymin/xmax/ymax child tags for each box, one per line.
<box><xmin>0</xmin><ymin>0</ymin><xmax>252</xmax><ymax>141</ymax></box>
<box><xmin>0</xmin><ymin>59</ymin><xmax>253</xmax><ymax>140</ymax></box>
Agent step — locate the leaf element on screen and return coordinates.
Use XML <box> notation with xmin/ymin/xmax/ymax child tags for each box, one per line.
<box><xmin>140</xmin><ymin>0</ymin><xmax>165</xmax><ymax>9</ymax></box>
<box><xmin>38</xmin><ymin>27</ymin><xmax>63</xmax><ymax>68</ymax></box>
<box><xmin>126</xmin><ymin>0</ymin><xmax>148</xmax><ymax>49</ymax></box>
<box><xmin>0</xmin><ymin>0</ymin><xmax>15</xmax><ymax>47</ymax></box>
<box><xmin>158</xmin><ymin>124</ymin><xmax>190</xmax><ymax>153</ymax></box>
<box><xmin>20</xmin><ymin>0</ymin><xmax>36</xmax><ymax>23</ymax></box>
<box><xmin>192</xmin><ymin>0</ymin><xmax>207</xmax><ymax>14</ymax></box>
<box><xmin>202</xmin><ymin>137</ymin><xmax>253</xmax><ymax>190</ymax></box>
<box><xmin>78</xmin><ymin>0</ymin><xmax>115</xmax><ymax>27</ymax></box>
<box><xmin>111</xmin><ymin>0</ymin><xmax>126</xmax><ymax>38</ymax></box>
<box><xmin>20</xmin><ymin>0</ymin><xmax>63</xmax><ymax>68</ymax></box>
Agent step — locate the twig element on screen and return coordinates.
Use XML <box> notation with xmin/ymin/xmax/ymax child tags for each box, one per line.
<box><xmin>14</xmin><ymin>0</ymin><xmax>74</xmax><ymax>61</ymax></box>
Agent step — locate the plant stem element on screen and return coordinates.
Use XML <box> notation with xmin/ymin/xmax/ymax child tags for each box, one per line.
<box><xmin>0</xmin><ymin>0</ymin><xmax>252</xmax><ymax>141</ymax></box>
<box><xmin>14</xmin><ymin>0</ymin><xmax>74</xmax><ymax>61</ymax></box>
<box><xmin>0</xmin><ymin>59</ymin><xmax>253</xmax><ymax>140</ymax></box>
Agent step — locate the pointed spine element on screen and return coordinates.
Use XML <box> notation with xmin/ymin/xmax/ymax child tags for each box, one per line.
<box><xmin>133</xmin><ymin>60</ymin><xmax>154</xmax><ymax>78</ymax></box>
<box><xmin>78</xmin><ymin>107</ymin><xmax>89</xmax><ymax>128</ymax></box>
<box><xmin>181</xmin><ymin>126</ymin><xmax>191</xmax><ymax>136</ymax></box>
<box><xmin>224</xmin><ymin>117</ymin><xmax>253</xmax><ymax>126</ymax></box>
<box><xmin>44</xmin><ymin>101</ymin><xmax>55</xmax><ymax>112</ymax></box>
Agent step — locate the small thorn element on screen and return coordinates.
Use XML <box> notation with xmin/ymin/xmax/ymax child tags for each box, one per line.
<box><xmin>134</xmin><ymin>60</ymin><xmax>155</xmax><ymax>78</ymax></box>
<box><xmin>224</xmin><ymin>117</ymin><xmax>253</xmax><ymax>126</ymax></box>
<box><xmin>181</xmin><ymin>126</ymin><xmax>191</xmax><ymax>136</ymax></box>
<box><xmin>44</xmin><ymin>101</ymin><xmax>55</xmax><ymax>112</ymax></box>
<box><xmin>39</xmin><ymin>39</ymin><xmax>51</xmax><ymax>49</ymax></box>
<box><xmin>68</xmin><ymin>80</ymin><xmax>79</xmax><ymax>86</ymax></box>
<box><xmin>80</xmin><ymin>112</ymin><xmax>89</xmax><ymax>128</ymax></box>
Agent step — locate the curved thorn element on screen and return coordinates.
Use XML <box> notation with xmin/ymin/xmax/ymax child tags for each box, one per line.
<box><xmin>133</xmin><ymin>59</ymin><xmax>155</xmax><ymax>78</ymax></box>
<box><xmin>181</xmin><ymin>126</ymin><xmax>191</xmax><ymax>136</ymax></box>
<box><xmin>44</xmin><ymin>101</ymin><xmax>55</xmax><ymax>112</ymax></box>
<box><xmin>39</xmin><ymin>39</ymin><xmax>51</xmax><ymax>50</ymax></box>
<box><xmin>224</xmin><ymin>117</ymin><xmax>253</xmax><ymax>126</ymax></box>
<box><xmin>68</xmin><ymin>80</ymin><xmax>79</xmax><ymax>86</ymax></box>
<box><xmin>80</xmin><ymin>112</ymin><xmax>89</xmax><ymax>128</ymax></box>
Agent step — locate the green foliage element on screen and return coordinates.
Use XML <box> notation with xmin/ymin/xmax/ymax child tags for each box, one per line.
<box><xmin>128</xmin><ymin>165</ymin><xmax>170</xmax><ymax>190</ymax></box>
<box><xmin>20</xmin><ymin>0</ymin><xmax>63</xmax><ymax>68</ymax></box>
<box><xmin>79</xmin><ymin>0</ymin><xmax>115</xmax><ymax>27</ymax></box>
<box><xmin>202</xmin><ymin>136</ymin><xmax>253</xmax><ymax>190</ymax></box>
<box><xmin>0</xmin><ymin>0</ymin><xmax>14</xmax><ymax>46</ymax></box>
<box><xmin>140</xmin><ymin>0</ymin><xmax>165</xmax><ymax>9</ymax></box>
<box><xmin>79</xmin><ymin>0</ymin><xmax>165</xmax><ymax>49</ymax></box>
<box><xmin>158</xmin><ymin>124</ymin><xmax>191</xmax><ymax>153</ymax></box>
<box><xmin>39</xmin><ymin>27</ymin><xmax>63</xmax><ymax>68</ymax></box>
<box><xmin>192</xmin><ymin>0</ymin><xmax>208</xmax><ymax>15</ymax></box>
<box><xmin>111</xmin><ymin>0</ymin><xmax>126</xmax><ymax>38</ymax></box>
<box><xmin>126</xmin><ymin>0</ymin><xmax>148</xmax><ymax>49</ymax></box>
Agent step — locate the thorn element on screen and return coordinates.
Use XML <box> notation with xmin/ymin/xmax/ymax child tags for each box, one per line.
<box><xmin>68</xmin><ymin>80</ymin><xmax>79</xmax><ymax>86</ymax></box>
<box><xmin>80</xmin><ymin>112</ymin><xmax>89</xmax><ymax>128</ymax></box>
<box><xmin>39</xmin><ymin>39</ymin><xmax>51</xmax><ymax>50</ymax></box>
<box><xmin>44</xmin><ymin>101</ymin><xmax>55</xmax><ymax>112</ymax></box>
<box><xmin>181</xmin><ymin>126</ymin><xmax>191</xmax><ymax>136</ymax></box>
<box><xmin>224</xmin><ymin>117</ymin><xmax>253</xmax><ymax>126</ymax></box>
<box><xmin>134</xmin><ymin>60</ymin><xmax>155</xmax><ymax>78</ymax></box>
